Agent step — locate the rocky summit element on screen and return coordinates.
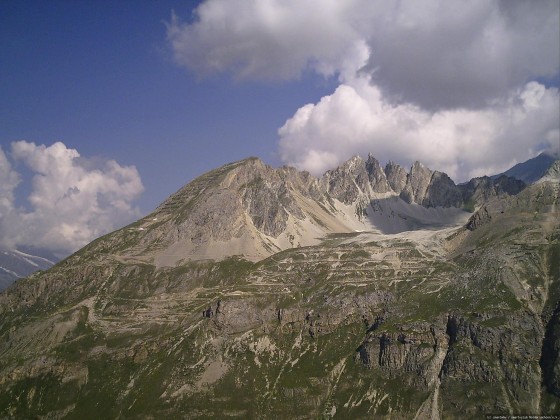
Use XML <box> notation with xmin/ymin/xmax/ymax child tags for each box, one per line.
<box><xmin>0</xmin><ymin>154</ymin><xmax>558</xmax><ymax>418</ymax></box>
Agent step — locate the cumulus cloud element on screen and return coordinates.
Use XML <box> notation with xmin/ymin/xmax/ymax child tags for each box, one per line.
<box><xmin>166</xmin><ymin>0</ymin><xmax>367</xmax><ymax>80</ymax></box>
<box><xmin>0</xmin><ymin>148</ymin><xmax>20</xmax><ymax>222</ymax></box>
<box><xmin>168</xmin><ymin>0</ymin><xmax>558</xmax><ymax>103</ymax></box>
<box><xmin>362</xmin><ymin>0</ymin><xmax>560</xmax><ymax>109</ymax></box>
<box><xmin>279</xmin><ymin>79</ymin><xmax>560</xmax><ymax>181</ymax></box>
<box><xmin>0</xmin><ymin>141</ymin><xmax>144</xmax><ymax>256</ymax></box>
<box><xmin>169</xmin><ymin>0</ymin><xmax>560</xmax><ymax>180</ymax></box>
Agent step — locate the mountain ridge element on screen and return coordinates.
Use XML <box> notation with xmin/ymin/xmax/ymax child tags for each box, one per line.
<box><xmin>491</xmin><ymin>151</ymin><xmax>559</xmax><ymax>184</ymax></box>
<box><xmin>95</xmin><ymin>154</ymin><xmax>526</xmax><ymax>267</ymax></box>
<box><xmin>0</xmin><ymin>153</ymin><xmax>558</xmax><ymax>418</ymax></box>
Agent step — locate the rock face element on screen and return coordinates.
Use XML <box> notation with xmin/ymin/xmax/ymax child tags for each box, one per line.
<box><xmin>365</xmin><ymin>154</ymin><xmax>392</xmax><ymax>193</ymax></box>
<box><xmin>319</xmin><ymin>154</ymin><xmax>391</xmax><ymax>204</ymax></box>
<box><xmin>465</xmin><ymin>205</ymin><xmax>492</xmax><ymax>231</ymax></box>
<box><xmin>321</xmin><ymin>155</ymin><xmax>369</xmax><ymax>204</ymax></box>
<box><xmin>384</xmin><ymin>161</ymin><xmax>408</xmax><ymax>194</ymax></box>
<box><xmin>400</xmin><ymin>161</ymin><xmax>434</xmax><ymax>204</ymax></box>
<box><xmin>423</xmin><ymin>171</ymin><xmax>463</xmax><ymax>208</ymax></box>
<box><xmin>69</xmin><ymin>154</ymin><xmax>523</xmax><ymax>268</ymax></box>
<box><xmin>0</xmin><ymin>154</ymin><xmax>558</xmax><ymax>419</ymax></box>
<box><xmin>542</xmin><ymin>303</ymin><xmax>560</xmax><ymax>398</ymax></box>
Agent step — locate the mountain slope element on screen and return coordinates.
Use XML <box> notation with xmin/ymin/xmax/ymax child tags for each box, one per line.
<box><xmin>538</xmin><ymin>159</ymin><xmax>560</xmax><ymax>183</ymax></box>
<box><xmin>73</xmin><ymin>155</ymin><xmax>523</xmax><ymax>268</ymax></box>
<box><xmin>0</xmin><ymin>155</ymin><xmax>558</xmax><ymax>418</ymax></box>
<box><xmin>492</xmin><ymin>152</ymin><xmax>558</xmax><ymax>184</ymax></box>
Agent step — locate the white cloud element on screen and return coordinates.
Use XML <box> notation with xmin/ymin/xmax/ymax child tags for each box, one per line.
<box><xmin>279</xmin><ymin>79</ymin><xmax>560</xmax><ymax>181</ymax></box>
<box><xmin>0</xmin><ymin>148</ymin><xmax>20</xmax><ymax>225</ymax></box>
<box><xmin>0</xmin><ymin>141</ymin><xmax>144</xmax><ymax>256</ymax></box>
<box><xmin>168</xmin><ymin>0</ymin><xmax>559</xmax><ymax>106</ymax></box>
<box><xmin>362</xmin><ymin>0</ymin><xmax>560</xmax><ymax>108</ymax></box>
<box><xmin>167</xmin><ymin>0</ymin><xmax>368</xmax><ymax>80</ymax></box>
<box><xmin>168</xmin><ymin>0</ymin><xmax>559</xmax><ymax>181</ymax></box>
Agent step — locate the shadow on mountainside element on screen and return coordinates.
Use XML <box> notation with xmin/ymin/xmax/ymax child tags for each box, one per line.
<box><xmin>364</xmin><ymin>196</ymin><xmax>472</xmax><ymax>234</ymax></box>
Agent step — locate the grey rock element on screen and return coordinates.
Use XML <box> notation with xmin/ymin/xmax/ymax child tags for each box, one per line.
<box><xmin>465</xmin><ymin>205</ymin><xmax>492</xmax><ymax>231</ymax></box>
<box><xmin>384</xmin><ymin>161</ymin><xmax>408</xmax><ymax>194</ymax></box>
<box><xmin>400</xmin><ymin>161</ymin><xmax>433</xmax><ymax>204</ymax></box>
<box><xmin>320</xmin><ymin>155</ymin><xmax>369</xmax><ymax>204</ymax></box>
<box><xmin>365</xmin><ymin>154</ymin><xmax>391</xmax><ymax>193</ymax></box>
<box><xmin>423</xmin><ymin>171</ymin><xmax>463</xmax><ymax>208</ymax></box>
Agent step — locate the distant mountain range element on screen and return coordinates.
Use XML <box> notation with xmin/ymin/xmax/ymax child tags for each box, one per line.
<box><xmin>491</xmin><ymin>151</ymin><xmax>559</xmax><ymax>184</ymax></box>
<box><xmin>78</xmin><ymin>153</ymin><xmax>527</xmax><ymax>268</ymax></box>
<box><xmin>1</xmin><ymin>152</ymin><xmax>554</xmax><ymax>290</ymax></box>
<box><xmin>0</xmin><ymin>247</ymin><xmax>57</xmax><ymax>291</ymax></box>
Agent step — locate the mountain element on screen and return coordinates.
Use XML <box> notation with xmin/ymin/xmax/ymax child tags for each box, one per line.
<box><xmin>0</xmin><ymin>155</ymin><xmax>558</xmax><ymax>418</ymax></box>
<box><xmin>0</xmin><ymin>248</ymin><xmax>57</xmax><ymax>291</ymax></box>
<box><xmin>106</xmin><ymin>155</ymin><xmax>525</xmax><ymax>267</ymax></box>
<box><xmin>538</xmin><ymin>159</ymin><xmax>560</xmax><ymax>183</ymax></box>
<box><xmin>492</xmin><ymin>151</ymin><xmax>559</xmax><ymax>184</ymax></box>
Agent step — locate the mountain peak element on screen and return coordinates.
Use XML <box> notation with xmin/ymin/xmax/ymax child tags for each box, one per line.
<box><xmin>341</xmin><ymin>154</ymin><xmax>364</xmax><ymax>169</ymax></box>
<box><xmin>365</xmin><ymin>155</ymin><xmax>391</xmax><ymax>193</ymax></box>
<box><xmin>491</xmin><ymin>152</ymin><xmax>558</xmax><ymax>184</ymax></box>
<box><xmin>399</xmin><ymin>160</ymin><xmax>434</xmax><ymax>204</ymax></box>
<box><xmin>384</xmin><ymin>161</ymin><xmax>408</xmax><ymax>194</ymax></box>
<box><xmin>62</xmin><ymin>153</ymin><xmax>533</xmax><ymax>270</ymax></box>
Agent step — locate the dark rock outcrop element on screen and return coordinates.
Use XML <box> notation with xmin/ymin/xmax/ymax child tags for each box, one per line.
<box><xmin>465</xmin><ymin>205</ymin><xmax>492</xmax><ymax>231</ymax></box>
<box><xmin>384</xmin><ymin>161</ymin><xmax>408</xmax><ymax>194</ymax></box>
<box><xmin>423</xmin><ymin>171</ymin><xmax>463</xmax><ymax>208</ymax></box>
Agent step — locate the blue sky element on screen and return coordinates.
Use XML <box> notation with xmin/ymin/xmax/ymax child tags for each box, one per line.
<box><xmin>1</xmin><ymin>0</ymin><xmax>558</xmax><ymax>255</ymax></box>
<box><xmin>1</xmin><ymin>1</ymin><xmax>336</xmax><ymax>211</ymax></box>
